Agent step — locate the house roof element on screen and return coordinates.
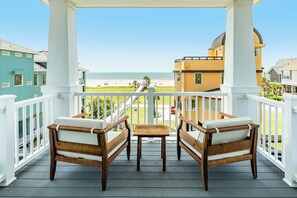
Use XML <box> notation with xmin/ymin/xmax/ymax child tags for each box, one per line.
<box><xmin>34</xmin><ymin>51</ymin><xmax>48</xmax><ymax>63</ymax></box>
<box><xmin>34</xmin><ymin>63</ymin><xmax>47</xmax><ymax>72</ymax></box>
<box><xmin>210</xmin><ymin>28</ymin><xmax>263</xmax><ymax>49</ymax></box>
<box><xmin>0</xmin><ymin>39</ymin><xmax>37</xmax><ymax>54</ymax></box>
<box><xmin>267</xmin><ymin>66</ymin><xmax>283</xmax><ymax>75</ymax></box>
<box><xmin>269</xmin><ymin>58</ymin><xmax>297</xmax><ymax>71</ymax></box>
<box><xmin>34</xmin><ymin>51</ymin><xmax>88</xmax><ymax>72</ymax></box>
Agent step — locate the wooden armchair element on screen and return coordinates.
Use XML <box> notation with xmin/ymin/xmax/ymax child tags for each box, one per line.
<box><xmin>177</xmin><ymin>112</ymin><xmax>259</xmax><ymax>191</ymax></box>
<box><xmin>48</xmin><ymin>114</ymin><xmax>131</xmax><ymax>191</ymax></box>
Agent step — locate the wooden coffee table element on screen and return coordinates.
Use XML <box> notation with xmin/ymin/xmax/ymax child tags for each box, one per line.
<box><xmin>134</xmin><ymin>124</ymin><xmax>169</xmax><ymax>171</ymax></box>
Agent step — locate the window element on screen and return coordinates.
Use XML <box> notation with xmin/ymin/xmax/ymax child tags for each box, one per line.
<box><xmin>175</xmin><ymin>72</ymin><xmax>180</xmax><ymax>82</ymax></box>
<box><xmin>186</xmin><ymin>99</ymin><xmax>196</xmax><ymax>111</ymax></box>
<box><xmin>34</xmin><ymin>73</ymin><xmax>38</xmax><ymax>86</ymax></box>
<box><xmin>42</xmin><ymin>74</ymin><xmax>46</xmax><ymax>85</ymax></box>
<box><xmin>26</xmin><ymin>54</ymin><xmax>32</xmax><ymax>58</ymax></box>
<box><xmin>221</xmin><ymin>72</ymin><xmax>224</xmax><ymax>84</ymax></box>
<box><xmin>194</xmin><ymin>73</ymin><xmax>202</xmax><ymax>84</ymax></box>
<box><xmin>283</xmin><ymin>71</ymin><xmax>291</xmax><ymax>80</ymax></box>
<box><xmin>13</xmin><ymin>74</ymin><xmax>23</xmax><ymax>86</ymax></box>
<box><xmin>255</xmin><ymin>48</ymin><xmax>259</xmax><ymax>56</ymax></box>
<box><xmin>15</xmin><ymin>52</ymin><xmax>22</xmax><ymax>57</ymax></box>
<box><xmin>2</xmin><ymin>51</ymin><xmax>10</xmax><ymax>56</ymax></box>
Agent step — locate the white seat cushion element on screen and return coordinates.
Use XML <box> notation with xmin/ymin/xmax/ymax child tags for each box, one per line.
<box><xmin>57</xmin><ymin>131</ymin><xmax>126</xmax><ymax>161</ymax></box>
<box><xmin>201</xmin><ymin>117</ymin><xmax>253</xmax><ymax>145</ymax></box>
<box><xmin>181</xmin><ymin>131</ymin><xmax>250</xmax><ymax>161</ymax></box>
<box><xmin>54</xmin><ymin>117</ymin><xmax>126</xmax><ymax>161</ymax></box>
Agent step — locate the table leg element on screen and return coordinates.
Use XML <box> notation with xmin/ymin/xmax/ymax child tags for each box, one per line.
<box><xmin>162</xmin><ymin>136</ymin><xmax>166</xmax><ymax>171</ymax></box>
<box><xmin>140</xmin><ymin>137</ymin><xmax>142</xmax><ymax>158</ymax></box>
<box><xmin>137</xmin><ymin>136</ymin><xmax>141</xmax><ymax>171</ymax></box>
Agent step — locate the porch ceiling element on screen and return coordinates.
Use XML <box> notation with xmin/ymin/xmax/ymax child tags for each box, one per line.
<box><xmin>40</xmin><ymin>0</ymin><xmax>262</xmax><ymax>8</ymax></box>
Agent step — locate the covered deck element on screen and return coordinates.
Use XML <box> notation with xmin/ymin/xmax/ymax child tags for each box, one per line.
<box><xmin>1</xmin><ymin>143</ymin><xmax>296</xmax><ymax>197</ymax></box>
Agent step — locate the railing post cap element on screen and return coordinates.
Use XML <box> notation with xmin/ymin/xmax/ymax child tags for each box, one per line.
<box><xmin>0</xmin><ymin>95</ymin><xmax>17</xmax><ymax>100</ymax></box>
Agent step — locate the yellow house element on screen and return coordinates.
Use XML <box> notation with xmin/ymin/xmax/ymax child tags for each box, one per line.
<box><xmin>173</xmin><ymin>28</ymin><xmax>265</xmax><ymax>123</ymax></box>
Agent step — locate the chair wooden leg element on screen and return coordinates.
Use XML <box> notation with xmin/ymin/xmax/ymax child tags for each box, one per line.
<box><xmin>177</xmin><ymin>142</ymin><xmax>181</xmax><ymax>160</ymax></box>
<box><xmin>201</xmin><ymin>163</ymin><xmax>208</xmax><ymax>191</ymax></box>
<box><xmin>251</xmin><ymin>156</ymin><xmax>257</xmax><ymax>179</ymax></box>
<box><xmin>50</xmin><ymin>157</ymin><xmax>56</xmax><ymax>181</ymax></box>
<box><xmin>127</xmin><ymin>141</ymin><xmax>131</xmax><ymax>160</ymax></box>
<box><xmin>102</xmin><ymin>162</ymin><xmax>108</xmax><ymax>191</ymax></box>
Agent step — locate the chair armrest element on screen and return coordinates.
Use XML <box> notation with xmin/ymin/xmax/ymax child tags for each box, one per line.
<box><xmin>72</xmin><ymin>113</ymin><xmax>87</xmax><ymax>118</ymax></box>
<box><xmin>218</xmin><ymin>112</ymin><xmax>236</xmax><ymax>119</ymax></box>
<box><xmin>179</xmin><ymin>115</ymin><xmax>207</xmax><ymax>133</ymax></box>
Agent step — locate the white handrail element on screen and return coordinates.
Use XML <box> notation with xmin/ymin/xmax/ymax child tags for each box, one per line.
<box><xmin>75</xmin><ymin>91</ymin><xmax>227</xmax><ymax>136</ymax></box>
<box><xmin>246</xmin><ymin>94</ymin><xmax>284</xmax><ymax>108</ymax></box>
<box><xmin>15</xmin><ymin>94</ymin><xmax>59</xmax><ymax>108</ymax></box>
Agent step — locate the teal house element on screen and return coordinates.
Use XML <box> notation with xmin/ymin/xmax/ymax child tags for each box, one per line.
<box><xmin>0</xmin><ymin>39</ymin><xmax>46</xmax><ymax>102</ymax></box>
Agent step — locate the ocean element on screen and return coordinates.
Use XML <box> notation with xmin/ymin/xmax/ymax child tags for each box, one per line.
<box><xmin>86</xmin><ymin>72</ymin><xmax>174</xmax><ymax>80</ymax></box>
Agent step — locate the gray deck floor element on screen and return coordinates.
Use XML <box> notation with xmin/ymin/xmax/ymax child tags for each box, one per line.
<box><xmin>1</xmin><ymin>143</ymin><xmax>297</xmax><ymax>197</ymax></box>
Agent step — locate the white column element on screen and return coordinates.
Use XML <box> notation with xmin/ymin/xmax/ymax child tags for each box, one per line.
<box><xmin>283</xmin><ymin>94</ymin><xmax>297</xmax><ymax>187</ymax></box>
<box><xmin>220</xmin><ymin>0</ymin><xmax>260</xmax><ymax>117</ymax></box>
<box><xmin>42</xmin><ymin>0</ymin><xmax>80</xmax><ymax>117</ymax></box>
<box><xmin>0</xmin><ymin>95</ymin><xmax>17</xmax><ymax>186</ymax></box>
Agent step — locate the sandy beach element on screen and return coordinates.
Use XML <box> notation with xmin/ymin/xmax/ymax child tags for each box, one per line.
<box><xmin>86</xmin><ymin>79</ymin><xmax>174</xmax><ymax>87</ymax></box>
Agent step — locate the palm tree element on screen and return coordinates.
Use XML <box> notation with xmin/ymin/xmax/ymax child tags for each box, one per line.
<box><xmin>132</xmin><ymin>80</ymin><xmax>138</xmax><ymax>89</ymax></box>
<box><xmin>143</xmin><ymin>76</ymin><xmax>151</xmax><ymax>89</ymax></box>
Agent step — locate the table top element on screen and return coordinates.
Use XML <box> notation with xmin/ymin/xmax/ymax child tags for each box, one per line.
<box><xmin>134</xmin><ymin>124</ymin><xmax>169</xmax><ymax>137</ymax></box>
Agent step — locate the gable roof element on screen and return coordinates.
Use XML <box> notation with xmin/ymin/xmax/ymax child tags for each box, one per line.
<box><xmin>267</xmin><ymin>66</ymin><xmax>283</xmax><ymax>75</ymax></box>
<box><xmin>0</xmin><ymin>39</ymin><xmax>37</xmax><ymax>54</ymax></box>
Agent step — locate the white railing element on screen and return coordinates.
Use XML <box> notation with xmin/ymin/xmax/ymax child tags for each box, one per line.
<box><xmin>0</xmin><ymin>94</ymin><xmax>58</xmax><ymax>186</ymax></box>
<box><xmin>246</xmin><ymin>94</ymin><xmax>285</xmax><ymax>171</ymax></box>
<box><xmin>75</xmin><ymin>87</ymin><xmax>227</xmax><ymax>138</ymax></box>
<box><xmin>14</xmin><ymin>94</ymin><xmax>58</xmax><ymax>171</ymax></box>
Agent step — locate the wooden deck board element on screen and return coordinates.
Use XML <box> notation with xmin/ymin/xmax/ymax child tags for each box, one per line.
<box><xmin>0</xmin><ymin>143</ymin><xmax>296</xmax><ymax>197</ymax></box>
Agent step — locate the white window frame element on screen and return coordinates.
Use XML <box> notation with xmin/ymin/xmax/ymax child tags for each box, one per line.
<box><xmin>283</xmin><ymin>71</ymin><xmax>291</xmax><ymax>80</ymax></box>
<box><xmin>2</xmin><ymin>51</ymin><xmax>10</xmax><ymax>56</ymax></box>
<box><xmin>26</xmin><ymin>54</ymin><xmax>33</xmax><ymax>58</ymax></box>
<box><xmin>34</xmin><ymin>73</ymin><xmax>39</xmax><ymax>86</ymax></box>
<box><xmin>194</xmin><ymin>72</ymin><xmax>202</xmax><ymax>85</ymax></box>
<box><xmin>15</xmin><ymin>52</ymin><xmax>22</xmax><ymax>57</ymax></box>
<box><xmin>186</xmin><ymin>99</ymin><xmax>196</xmax><ymax>111</ymax></box>
<box><xmin>13</xmin><ymin>74</ymin><xmax>23</xmax><ymax>87</ymax></box>
<box><xmin>175</xmin><ymin>72</ymin><xmax>181</xmax><ymax>82</ymax></box>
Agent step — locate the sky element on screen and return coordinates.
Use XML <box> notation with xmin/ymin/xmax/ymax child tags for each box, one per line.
<box><xmin>0</xmin><ymin>0</ymin><xmax>296</xmax><ymax>72</ymax></box>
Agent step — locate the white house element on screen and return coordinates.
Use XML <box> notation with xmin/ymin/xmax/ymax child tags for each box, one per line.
<box><xmin>280</xmin><ymin>58</ymin><xmax>297</xmax><ymax>94</ymax></box>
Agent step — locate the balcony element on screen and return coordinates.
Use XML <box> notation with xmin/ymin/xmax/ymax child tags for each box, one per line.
<box><xmin>1</xmin><ymin>89</ymin><xmax>297</xmax><ymax>196</ymax></box>
<box><xmin>1</xmin><ymin>0</ymin><xmax>297</xmax><ymax>196</ymax></box>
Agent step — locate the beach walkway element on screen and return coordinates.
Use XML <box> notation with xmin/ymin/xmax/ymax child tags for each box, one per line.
<box><xmin>106</xmin><ymin>85</ymin><xmax>145</xmax><ymax>123</ymax></box>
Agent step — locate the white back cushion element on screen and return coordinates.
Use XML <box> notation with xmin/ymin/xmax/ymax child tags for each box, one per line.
<box><xmin>200</xmin><ymin>117</ymin><xmax>253</xmax><ymax>145</ymax></box>
<box><xmin>55</xmin><ymin>117</ymin><xmax>106</xmax><ymax>145</ymax></box>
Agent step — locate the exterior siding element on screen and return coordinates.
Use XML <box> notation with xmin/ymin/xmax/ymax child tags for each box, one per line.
<box><xmin>0</xmin><ymin>50</ymin><xmax>35</xmax><ymax>101</ymax></box>
<box><xmin>269</xmin><ymin>69</ymin><xmax>281</xmax><ymax>83</ymax></box>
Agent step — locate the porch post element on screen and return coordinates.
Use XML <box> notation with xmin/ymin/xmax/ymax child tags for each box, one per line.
<box><xmin>41</xmin><ymin>0</ymin><xmax>80</xmax><ymax>117</ymax></box>
<box><xmin>220</xmin><ymin>0</ymin><xmax>260</xmax><ymax>117</ymax></box>
<box><xmin>0</xmin><ymin>95</ymin><xmax>17</xmax><ymax>186</ymax></box>
<box><xmin>283</xmin><ymin>94</ymin><xmax>297</xmax><ymax>187</ymax></box>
